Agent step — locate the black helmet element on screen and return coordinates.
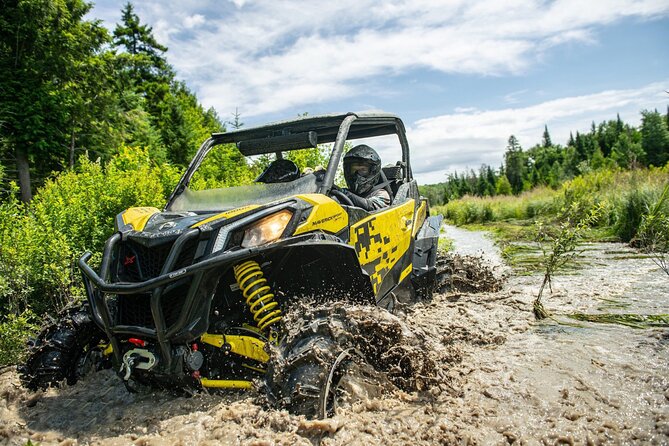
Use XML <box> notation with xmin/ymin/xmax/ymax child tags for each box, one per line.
<box><xmin>343</xmin><ymin>144</ymin><xmax>381</xmax><ymax>195</ymax></box>
<box><xmin>255</xmin><ymin>158</ymin><xmax>300</xmax><ymax>183</ymax></box>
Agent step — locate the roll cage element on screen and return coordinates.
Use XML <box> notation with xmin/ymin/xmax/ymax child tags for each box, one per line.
<box><xmin>165</xmin><ymin>112</ymin><xmax>412</xmax><ymax>211</ymax></box>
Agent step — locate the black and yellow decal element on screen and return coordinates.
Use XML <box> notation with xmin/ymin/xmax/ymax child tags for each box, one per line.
<box><xmin>120</xmin><ymin>207</ymin><xmax>161</xmax><ymax>231</ymax></box>
<box><xmin>191</xmin><ymin>205</ymin><xmax>261</xmax><ymax>228</ymax></box>
<box><xmin>293</xmin><ymin>194</ymin><xmax>348</xmax><ymax>235</ymax></box>
<box><xmin>349</xmin><ymin>200</ymin><xmax>415</xmax><ymax>295</ymax></box>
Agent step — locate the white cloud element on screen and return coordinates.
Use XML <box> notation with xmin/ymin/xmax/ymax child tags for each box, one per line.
<box><xmin>408</xmin><ymin>81</ymin><xmax>669</xmax><ymax>184</ymax></box>
<box><xmin>90</xmin><ymin>0</ymin><xmax>669</xmax><ymax>118</ymax></box>
<box><xmin>183</xmin><ymin>14</ymin><xmax>206</xmax><ymax>29</ymax></box>
<box><xmin>230</xmin><ymin>0</ymin><xmax>249</xmax><ymax>8</ymax></box>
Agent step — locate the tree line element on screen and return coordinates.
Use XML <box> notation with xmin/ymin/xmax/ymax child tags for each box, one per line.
<box><xmin>420</xmin><ymin>109</ymin><xmax>669</xmax><ymax>206</ymax></box>
<box><xmin>0</xmin><ymin>1</ymin><xmax>251</xmax><ymax>202</ymax></box>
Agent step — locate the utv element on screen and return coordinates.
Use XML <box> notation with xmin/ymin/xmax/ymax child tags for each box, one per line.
<box><xmin>20</xmin><ymin>112</ymin><xmax>443</xmax><ymax>418</ymax></box>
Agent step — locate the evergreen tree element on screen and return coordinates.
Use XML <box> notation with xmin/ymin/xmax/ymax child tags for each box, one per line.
<box><xmin>640</xmin><ymin>109</ymin><xmax>669</xmax><ymax>167</ymax></box>
<box><xmin>548</xmin><ymin>161</ymin><xmax>561</xmax><ymax>188</ymax></box>
<box><xmin>229</xmin><ymin>108</ymin><xmax>244</xmax><ymax>130</ymax></box>
<box><xmin>0</xmin><ymin>0</ymin><xmax>112</xmax><ymax>201</ymax></box>
<box><xmin>611</xmin><ymin>132</ymin><xmax>644</xmax><ymax>169</ymax></box>
<box><xmin>504</xmin><ymin>135</ymin><xmax>525</xmax><ymax>195</ymax></box>
<box><xmin>113</xmin><ymin>3</ymin><xmax>171</xmax><ymax>89</ymax></box>
<box><xmin>590</xmin><ymin>146</ymin><xmax>605</xmax><ymax>170</ymax></box>
<box><xmin>485</xmin><ymin>165</ymin><xmax>497</xmax><ymax>196</ymax></box>
<box><xmin>542</xmin><ymin>125</ymin><xmax>552</xmax><ymax>147</ymax></box>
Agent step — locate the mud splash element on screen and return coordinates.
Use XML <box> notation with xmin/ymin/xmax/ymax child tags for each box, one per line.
<box><xmin>1</xmin><ymin>230</ymin><xmax>668</xmax><ymax>445</ymax></box>
<box><xmin>436</xmin><ymin>253</ymin><xmax>505</xmax><ymax>294</ymax></box>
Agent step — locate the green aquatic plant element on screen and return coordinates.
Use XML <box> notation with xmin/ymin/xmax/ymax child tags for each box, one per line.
<box><xmin>637</xmin><ymin>182</ymin><xmax>669</xmax><ymax>276</ymax></box>
<box><xmin>567</xmin><ymin>313</ymin><xmax>669</xmax><ymax>329</ymax></box>
<box><xmin>533</xmin><ymin>202</ymin><xmax>605</xmax><ymax>319</ymax></box>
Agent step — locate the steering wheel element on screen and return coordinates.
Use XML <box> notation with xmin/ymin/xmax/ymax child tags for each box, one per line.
<box><xmin>329</xmin><ymin>189</ymin><xmax>354</xmax><ymax>206</ymax></box>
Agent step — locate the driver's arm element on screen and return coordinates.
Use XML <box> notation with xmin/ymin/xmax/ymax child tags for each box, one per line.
<box><xmin>344</xmin><ymin>189</ymin><xmax>390</xmax><ymax>211</ymax></box>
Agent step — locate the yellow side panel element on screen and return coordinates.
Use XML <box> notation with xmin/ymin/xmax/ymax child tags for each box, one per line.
<box><xmin>412</xmin><ymin>200</ymin><xmax>428</xmax><ymax>237</ymax></box>
<box><xmin>399</xmin><ymin>263</ymin><xmax>413</xmax><ymax>283</ymax></box>
<box><xmin>349</xmin><ymin>199</ymin><xmax>415</xmax><ymax>294</ymax></box>
<box><xmin>121</xmin><ymin>207</ymin><xmax>160</xmax><ymax>231</ymax></box>
<box><xmin>192</xmin><ymin>205</ymin><xmax>261</xmax><ymax>228</ymax></box>
<box><xmin>200</xmin><ymin>333</ymin><xmax>269</xmax><ymax>363</ymax></box>
<box><xmin>293</xmin><ymin>194</ymin><xmax>348</xmax><ymax>235</ymax></box>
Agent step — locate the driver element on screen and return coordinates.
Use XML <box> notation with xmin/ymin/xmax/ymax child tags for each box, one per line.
<box><xmin>340</xmin><ymin>144</ymin><xmax>390</xmax><ymax>211</ymax></box>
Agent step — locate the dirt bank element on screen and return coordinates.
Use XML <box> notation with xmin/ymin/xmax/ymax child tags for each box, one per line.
<box><xmin>1</xmin><ymin>228</ymin><xmax>668</xmax><ymax>445</ymax></box>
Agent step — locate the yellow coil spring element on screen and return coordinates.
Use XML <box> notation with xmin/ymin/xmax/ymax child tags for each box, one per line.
<box><xmin>233</xmin><ymin>260</ymin><xmax>282</xmax><ymax>333</ymax></box>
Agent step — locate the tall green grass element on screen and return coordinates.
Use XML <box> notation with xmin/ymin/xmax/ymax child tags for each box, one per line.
<box><xmin>434</xmin><ymin>166</ymin><xmax>669</xmax><ymax>243</ymax></box>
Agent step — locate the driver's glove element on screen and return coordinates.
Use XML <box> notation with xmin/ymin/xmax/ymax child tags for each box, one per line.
<box><xmin>343</xmin><ymin>189</ymin><xmax>377</xmax><ymax>211</ymax></box>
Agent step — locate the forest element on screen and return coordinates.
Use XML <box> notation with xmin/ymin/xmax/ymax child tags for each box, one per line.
<box><xmin>419</xmin><ymin>109</ymin><xmax>669</xmax><ymax>205</ymax></box>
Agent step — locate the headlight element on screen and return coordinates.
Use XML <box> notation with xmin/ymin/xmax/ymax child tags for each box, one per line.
<box><xmin>241</xmin><ymin>210</ymin><xmax>293</xmax><ymax>248</ymax></box>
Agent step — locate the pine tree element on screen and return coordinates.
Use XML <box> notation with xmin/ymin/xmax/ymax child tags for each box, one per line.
<box><xmin>611</xmin><ymin>132</ymin><xmax>644</xmax><ymax>169</ymax></box>
<box><xmin>640</xmin><ymin>109</ymin><xmax>669</xmax><ymax>167</ymax></box>
<box><xmin>504</xmin><ymin>135</ymin><xmax>525</xmax><ymax>195</ymax></box>
<box><xmin>229</xmin><ymin>108</ymin><xmax>244</xmax><ymax>129</ymax></box>
<box><xmin>112</xmin><ymin>2</ymin><xmax>173</xmax><ymax>110</ymax></box>
<box><xmin>542</xmin><ymin>125</ymin><xmax>552</xmax><ymax>147</ymax></box>
<box><xmin>0</xmin><ymin>0</ymin><xmax>112</xmax><ymax>201</ymax></box>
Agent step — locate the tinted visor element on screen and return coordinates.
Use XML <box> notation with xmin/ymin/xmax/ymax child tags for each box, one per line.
<box><xmin>348</xmin><ymin>161</ymin><xmax>372</xmax><ymax>177</ymax></box>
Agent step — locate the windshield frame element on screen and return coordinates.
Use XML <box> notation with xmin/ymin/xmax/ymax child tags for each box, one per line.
<box><xmin>163</xmin><ymin>112</ymin><xmax>411</xmax><ymax>211</ymax></box>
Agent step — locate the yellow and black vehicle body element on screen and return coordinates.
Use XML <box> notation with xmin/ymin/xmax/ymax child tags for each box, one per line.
<box><xmin>31</xmin><ymin>112</ymin><xmax>442</xmax><ymax>409</ymax></box>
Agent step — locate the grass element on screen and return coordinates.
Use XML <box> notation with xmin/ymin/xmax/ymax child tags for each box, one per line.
<box><xmin>435</xmin><ymin>166</ymin><xmax>669</xmax><ymax>246</ymax></box>
<box><xmin>566</xmin><ymin>313</ymin><xmax>669</xmax><ymax>329</ymax></box>
<box><xmin>435</xmin><ymin>166</ymin><xmax>669</xmax><ymax>324</ymax></box>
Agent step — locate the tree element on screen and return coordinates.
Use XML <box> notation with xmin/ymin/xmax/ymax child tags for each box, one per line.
<box><xmin>504</xmin><ymin>135</ymin><xmax>525</xmax><ymax>195</ymax></box>
<box><xmin>0</xmin><ymin>0</ymin><xmax>112</xmax><ymax>201</ymax></box>
<box><xmin>640</xmin><ymin>110</ymin><xmax>669</xmax><ymax>167</ymax></box>
<box><xmin>113</xmin><ymin>3</ymin><xmax>171</xmax><ymax>92</ymax></box>
<box><xmin>542</xmin><ymin>125</ymin><xmax>552</xmax><ymax>147</ymax></box>
<box><xmin>495</xmin><ymin>175</ymin><xmax>512</xmax><ymax>195</ymax></box>
<box><xmin>610</xmin><ymin>132</ymin><xmax>644</xmax><ymax>169</ymax></box>
<box><xmin>229</xmin><ymin>108</ymin><xmax>244</xmax><ymax>130</ymax></box>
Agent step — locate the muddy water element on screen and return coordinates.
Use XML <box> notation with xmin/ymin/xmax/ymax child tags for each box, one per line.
<box><xmin>2</xmin><ymin>227</ymin><xmax>669</xmax><ymax>445</ymax></box>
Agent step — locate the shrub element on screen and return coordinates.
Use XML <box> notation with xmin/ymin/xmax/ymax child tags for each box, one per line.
<box><xmin>0</xmin><ymin>310</ymin><xmax>38</xmax><ymax>366</ymax></box>
<box><xmin>0</xmin><ymin>147</ymin><xmax>182</xmax><ymax>315</ymax></box>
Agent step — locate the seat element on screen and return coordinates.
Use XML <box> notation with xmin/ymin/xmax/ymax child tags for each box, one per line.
<box><xmin>381</xmin><ymin>162</ymin><xmax>405</xmax><ymax>198</ymax></box>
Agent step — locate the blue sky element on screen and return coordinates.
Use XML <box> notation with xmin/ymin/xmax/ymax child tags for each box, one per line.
<box><xmin>89</xmin><ymin>0</ymin><xmax>669</xmax><ymax>184</ymax></box>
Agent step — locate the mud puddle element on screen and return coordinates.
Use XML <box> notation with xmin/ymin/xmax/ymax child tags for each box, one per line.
<box><xmin>1</xmin><ymin>227</ymin><xmax>668</xmax><ymax>445</ymax></box>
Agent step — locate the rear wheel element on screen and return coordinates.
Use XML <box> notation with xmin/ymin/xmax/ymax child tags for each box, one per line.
<box><xmin>267</xmin><ymin>310</ymin><xmax>389</xmax><ymax>419</ymax></box>
<box><xmin>19</xmin><ymin>303</ymin><xmax>109</xmax><ymax>390</ymax></box>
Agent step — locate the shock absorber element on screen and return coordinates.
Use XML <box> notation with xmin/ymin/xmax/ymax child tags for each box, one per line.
<box><xmin>233</xmin><ymin>260</ymin><xmax>282</xmax><ymax>337</ymax></box>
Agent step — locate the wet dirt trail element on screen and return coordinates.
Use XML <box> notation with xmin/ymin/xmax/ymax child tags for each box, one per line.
<box><xmin>1</xmin><ymin>225</ymin><xmax>668</xmax><ymax>445</ymax></box>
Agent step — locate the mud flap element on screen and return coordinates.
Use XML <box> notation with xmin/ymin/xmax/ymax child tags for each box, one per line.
<box><xmin>411</xmin><ymin>215</ymin><xmax>443</xmax><ymax>299</ymax></box>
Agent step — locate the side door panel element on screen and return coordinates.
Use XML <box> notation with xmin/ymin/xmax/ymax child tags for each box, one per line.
<box><xmin>349</xmin><ymin>199</ymin><xmax>415</xmax><ymax>299</ymax></box>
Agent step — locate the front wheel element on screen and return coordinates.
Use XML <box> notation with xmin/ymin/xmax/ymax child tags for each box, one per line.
<box><xmin>18</xmin><ymin>303</ymin><xmax>109</xmax><ymax>390</ymax></box>
<box><xmin>266</xmin><ymin>311</ymin><xmax>389</xmax><ymax>418</ymax></box>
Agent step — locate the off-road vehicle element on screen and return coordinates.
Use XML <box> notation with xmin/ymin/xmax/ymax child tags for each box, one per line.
<box><xmin>20</xmin><ymin>112</ymin><xmax>442</xmax><ymax>418</ymax></box>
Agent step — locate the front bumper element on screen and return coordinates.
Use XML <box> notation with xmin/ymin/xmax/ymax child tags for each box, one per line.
<box><xmin>79</xmin><ymin>230</ymin><xmax>366</xmax><ymax>369</ymax></box>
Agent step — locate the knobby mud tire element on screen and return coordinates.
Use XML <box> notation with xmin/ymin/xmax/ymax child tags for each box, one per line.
<box><xmin>18</xmin><ymin>303</ymin><xmax>108</xmax><ymax>391</ymax></box>
<box><xmin>266</xmin><ymin>310</ymin><xmax>388</xmax><ymax>419</ymax></box>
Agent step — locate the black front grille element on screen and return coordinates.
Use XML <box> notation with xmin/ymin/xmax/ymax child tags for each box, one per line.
<box><xmin>117</xmin><ymin>238</ymin><xmax>198</xmax><ymax>282</ymax></box>
<box><xmin>116</xmin><ymin>281</ymin><xmax>191</xmax><ymax>329</ymax></box>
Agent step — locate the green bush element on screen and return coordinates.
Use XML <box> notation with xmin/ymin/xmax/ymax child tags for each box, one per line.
<box><xmin>0</xmin><ymin>147</ymin><xmax>182</xmax><ymax>316</ymax></box>
<box><xmin>0</xmin><ymin>310</ymin><xmax>38</xmax><ymax>366</ymax></box>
